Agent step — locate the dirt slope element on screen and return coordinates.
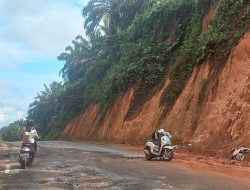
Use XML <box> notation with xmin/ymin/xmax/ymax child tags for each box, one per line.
<box><xmin>63</xmin><ymin>30</ymin><xmax>250</xmax><ymax>158</ymax></box>
<box><xmin>160</xmin><ymin>31</ymin><xmax>250</xmax><ymax>157</ymax></box>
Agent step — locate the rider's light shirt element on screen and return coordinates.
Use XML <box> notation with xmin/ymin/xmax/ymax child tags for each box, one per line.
<box><xmin>22</xmin><ymin>129</ymin><xmax>38</xmax><ymax>143</ymax></box>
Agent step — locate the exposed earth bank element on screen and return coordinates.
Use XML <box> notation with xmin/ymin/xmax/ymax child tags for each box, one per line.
<box><xmin>63</xmin><ymin>30</ymin><xmax>250</xmax><ymax>160</ymax></box>
<box><xmin>63</xmin><ymin>3</ymin><xmax>250</xmax><ymax>161</ymax></box>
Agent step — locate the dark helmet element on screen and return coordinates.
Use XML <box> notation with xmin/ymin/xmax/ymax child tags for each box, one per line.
<box><xmin>26</xmin><ymin>125</ymin><xmax>32</xmax><ymax>132</ymax></box>
<box><xmin>25</xmin><ymin>119</ymin><xmax>34</xmax><ymax>132</ymax></box>
<box><xmin>26</xmin><ymin>119</ymin><xmax>34</xmax><ymax>126</ymax></box>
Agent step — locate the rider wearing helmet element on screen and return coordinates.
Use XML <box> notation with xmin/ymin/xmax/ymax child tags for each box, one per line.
<box><xmin>21</xmin><ymin>119</ymin><xmax>39</xmax><ymax>156</ymax></box>
<box><xmin>150</xmin><ymin>128</ymin><xmax>165</xmax><ymax>146</ymax></box>
<box><xmin>155</xmin><ymin>129</ymin><xmax>165</xmax><ymax>140</ymax></box>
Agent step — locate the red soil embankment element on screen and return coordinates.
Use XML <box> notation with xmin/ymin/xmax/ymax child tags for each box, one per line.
<box><xmin>63</xmin><ymin>31</ymin><xmax>250</xmax><ymax>160</ymax></box>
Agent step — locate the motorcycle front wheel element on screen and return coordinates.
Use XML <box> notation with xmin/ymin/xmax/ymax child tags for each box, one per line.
<box><xmin>163</xmin><ymin>149</ymin><xmax>174</xmax><ymax>161</ymax></box>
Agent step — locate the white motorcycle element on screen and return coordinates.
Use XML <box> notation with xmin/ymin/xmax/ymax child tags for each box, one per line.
<box><xmin>229</xmin><ymin>147</ymin><xmax>250</xmax><ymax>161</ymax></box>
<box><xmin>144</xmin><ymin>133</ymin><xmax>174</xmax><ymax>161</ymax></box>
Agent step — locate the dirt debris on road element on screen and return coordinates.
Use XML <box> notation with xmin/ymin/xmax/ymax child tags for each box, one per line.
<box><xmin>101</xmin><ymin>141</ymin><xmax>250</xmax><ymax>184</ymax></box>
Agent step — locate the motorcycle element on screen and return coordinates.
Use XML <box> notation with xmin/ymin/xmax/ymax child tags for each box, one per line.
<box><xmin>229</xmin><ymin>147</ymin><xmax>250</xmax><ymax>161</ymax></box>
<box><xmin>18</xmin><ymin>143</ymin><xmax>36</xmax><ymax>169</ymax></box>
<box><xmin>144</xmin><ymin>133</ymin><xmax>174</xmax><ymax>161</ymax></box>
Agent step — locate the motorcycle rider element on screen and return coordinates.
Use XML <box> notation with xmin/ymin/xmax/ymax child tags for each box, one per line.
<box><xmin>21</xmin><ymin>119</ymin><xmax>39</xmax><ymax>157</ymax></box>
<box><xmin>152</xmin><ymin>128</ymin><xmax>172</xmax><ymax>146</ymax></box>
<box><xmin>151</xmin><ymin>128</ymin><xmax>165</xmax><ymax>146</ymax></box>
<box><xmin>145</xmin><ymin>128</ymin><xmax>174</xmax><ymax>161</ymax></box>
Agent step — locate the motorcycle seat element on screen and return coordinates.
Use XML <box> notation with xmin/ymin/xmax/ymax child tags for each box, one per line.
<box><xmin>21</xmin><ymin>143</ymin><xmax>34</xmax><ymax>148</ymax></box>
<box><xmin>150</xmin><ymin>139</ymin><xmax>160</xmax><ymax>146</ymax></box>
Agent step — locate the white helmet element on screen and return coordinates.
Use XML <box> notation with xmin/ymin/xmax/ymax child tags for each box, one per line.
<box><xmin>157</xmin><ymin>128</ymin><xmax>165</xmax><ymax>134</ymax></box>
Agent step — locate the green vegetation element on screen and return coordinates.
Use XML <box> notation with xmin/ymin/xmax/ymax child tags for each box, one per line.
<box><xmin>0</xmin><ymin>120</ymin><xmax>25</xmax><ymax>141</ymax></box>
<box><xmin>23</xmin><ymin>0</ymin><xmax>250</xmax><ymax>139</ymax></box>
<box><xmin>160</xmin><ymin>0</ymin><xmax>250</xmax><ymax>117</ymax></box>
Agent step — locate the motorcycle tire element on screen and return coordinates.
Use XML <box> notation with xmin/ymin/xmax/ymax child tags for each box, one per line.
<box><xmin>145</xmin><ymin>147</ymin><xmax>153</xmax><ymax>161</ymax></box>
<box><xmin>163</xmin><ymin>149</ymin><xmax>174</xmax><ymax>161</ymax></box>
<box><xmin>22</xmin><ymin>160</ymin><xmax>27</xmax><ymax>169</ymax></box>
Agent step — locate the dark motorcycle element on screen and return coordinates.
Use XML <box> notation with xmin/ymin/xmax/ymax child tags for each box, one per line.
<box><xmin>18</xmin><ymin>143</ymin><xmax>36</xmax><ymax>169</ymax></box>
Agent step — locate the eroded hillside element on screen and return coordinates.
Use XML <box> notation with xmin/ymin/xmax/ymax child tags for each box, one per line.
<box><xmin>63</xmin><ymin>29</ymin><xmax>250</xmax><ymax>156</ymax></box>
<box><xmin>63</xmin><ymin>0</ymin><xmax>250</xmax><ymax>157</ymax></box>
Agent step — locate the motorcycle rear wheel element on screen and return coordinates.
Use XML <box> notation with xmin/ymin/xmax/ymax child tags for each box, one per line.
<box><xmin>22</xmin><ymin>160</ymin><xmax>27</xmax><ymax>169</ymax></box>
<box><xmin>145</xmin><ymin>147</ymin><xmax>153</xmax><ymax>161</ymax></box>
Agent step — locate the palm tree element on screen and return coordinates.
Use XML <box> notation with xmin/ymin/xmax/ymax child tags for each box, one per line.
<box><xmin>82</xmin><ymin>0</ymin><xmax>111</xmax><ymax>36</ymax></box>
<box><xmin>28</xmin><ymin>82</ymin><xmax>64</xmax><ymax>134</ymax></box>
<box><xmin>58</xmin><ymin>35</ymin><xmax>92</xmax><ymax>82</ymax></box>
<box><xmin>82</xmin><ymin>0</ymin><xmax>152</xmax><ymax>37</ymax></box>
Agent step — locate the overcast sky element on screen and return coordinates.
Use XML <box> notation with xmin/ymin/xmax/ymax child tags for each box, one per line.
<box><xmin>0</xmin><ymin>0</ymin><xmax>88</xmax><ymax>127</ymax></box>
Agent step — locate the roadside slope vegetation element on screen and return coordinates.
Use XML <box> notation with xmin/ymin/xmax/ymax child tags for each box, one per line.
<box><xmin>26</xmin><ymin>0</ymin><xmax>250</xmax><ymax>157</ymax></box>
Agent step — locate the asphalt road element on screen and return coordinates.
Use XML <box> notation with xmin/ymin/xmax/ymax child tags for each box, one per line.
<box><xmin>0</xmin><ymin>140</ymin><xmax>250</xmax><ymax>190</ymax></box>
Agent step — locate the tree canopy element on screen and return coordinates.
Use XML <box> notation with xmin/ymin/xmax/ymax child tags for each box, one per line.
<box><xmin>82</xmin><ymin>0</ymin><xmax>152</xmax><ymax>37</ymax></box>
<box><xmin>0</xmin><ymin>120</ymin><xmax>25</xmax><ymax>141</ymax></box>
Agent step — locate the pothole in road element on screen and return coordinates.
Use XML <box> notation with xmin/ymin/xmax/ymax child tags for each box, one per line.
<box><xmin>36</xmin><ymin>152</ymin><xmax>48</xmax><ymax>157</ymax></box>
<box><xmin>0</xmin><ymin>165</ymin><xmax>5</xmax><ymax>172</ymax></box>
<box><xmin>42</xmin><ymin>170</ymin><xmax>112</xmax><ymax>189</ymax></box>
<box><xmin>111</xmin><ymin>155</ymin><xmax>144</xmax><ymax>161</ymax></box>
<box><xmin>77</xmin><ymin>180</ymin><xmax>111</xmax><ymax>189</ymax></box>
<box><xmin>9</xmin><ymin>163</ymin><xmax>21</xmax><ymax>170</ymax></box>
<box><xmin>39</xmin><ymin>164</ymin><xmax>139</xmax><ymax>189</ymax></box>
<box><xmin>55</xmin><ymin>164</ymin><xmax>71</xmax><ymax>169</ymax></box>
<box><xmin>1</xmin><ymin>153</ymin><xmax>17</xmax><ymax>159</ymax></box>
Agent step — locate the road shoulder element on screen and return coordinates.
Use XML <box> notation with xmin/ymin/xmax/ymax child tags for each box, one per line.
<box><xmin>84</xmin><ymin>140</ymin><xmax>250</xmax><ymax>185</ymax></box>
